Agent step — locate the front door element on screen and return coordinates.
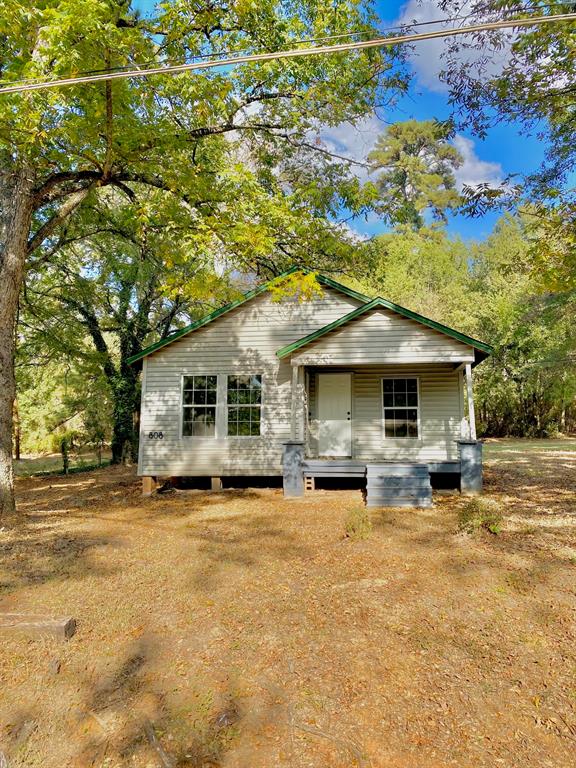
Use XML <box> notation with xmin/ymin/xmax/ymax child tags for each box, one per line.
<box><xmin>317</xmin><ymin>373</ymin><xmax>352</xmax><ymax>457</ymax></box>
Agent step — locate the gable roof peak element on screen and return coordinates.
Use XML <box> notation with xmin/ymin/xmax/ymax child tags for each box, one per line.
<box><xmin>276</xmin><ymin>294</ymin><xmax>493</xmax><ymax>364</ymax></box>
<box><xmin>127</xmin><ymin>267</ymin><xmax>368</xmax><ymax>365</ymax></box>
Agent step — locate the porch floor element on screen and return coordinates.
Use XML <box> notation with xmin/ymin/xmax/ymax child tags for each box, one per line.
<box><xmin>302</xmin><ymin>459</ymin><xmax>461</xmax><ymax>478</ymax></box>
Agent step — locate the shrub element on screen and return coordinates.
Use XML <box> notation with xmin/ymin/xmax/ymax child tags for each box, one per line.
<box><xmin>458</xmin><ymin>498</ymin><xmax>503</xmax><ymax>535</ymax></box>
<box><xmin>344</xmin><ymin>506</ymin><xmax>372</xmax><ymax>541</ymax></box>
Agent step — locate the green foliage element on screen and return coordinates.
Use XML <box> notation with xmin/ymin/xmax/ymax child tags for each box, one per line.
<box><xmin>438</xmin><ymin>2</ymin><xmax>576</xmax><ymax>296</ymax></box>
<box><xmin>344</xmin><ymin>506</ymin><xmax>372</xmax><ymax>541</ymax></box>
<box><xmin>468</xmin><ymin>215</ymin><xmax>576</xmax><ymax>436</ymax></box>
<box><xmin>16</xmin><ymin>356</ymin><xmax>112</xmax><ymax>456</ymax></box>
<box><xmin>357</xmin><ymin>225</ymin><xmax>471</xmax><ymax>328</ymax></box>
<box><xmin>367</xmin><ymin>120</ymin><xmax>463</xmax><ymax>228</ymax></box>
<box><xmin>60</xmin><ymin>433</ymin><xmax>71</xmax><ymax>474</ymax></box>
<box><xmin>439</xmin><ymin>1</ymin><xmax>575</xmax><ymax>192</ymax></box>
<box><xmin>528</xmin><ymin>202</ymin><xmax>576</xmax><ymax>294</ymax></box>
<box><xmin>268</xmin><ymin>271</ymin><xmax>324</xmax><ymax>303</ymax></box>
<box><xmin>458</xmin><ymin>498</ymin><xmax>503</xmax><ymax>536</ymax></box>
<box><xmin>3</xmin><ymin>0</ymin><xmax>409</xmax><ymax>276</ymax></box>
<box><xmin>356</xmin><ymin>213</ymin><xmax>576</xmax><ymax>438</ymax></box>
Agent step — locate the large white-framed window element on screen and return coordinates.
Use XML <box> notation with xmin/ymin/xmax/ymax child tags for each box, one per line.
<box><xmin>382</xmin><ymin>377</ymin><xmax>420</xmax><ymax>439</ymax></box>
<box><xmin>182</xmin><ymin>375</ymin><xmax>218</xmax><ymax>437</ymax></box>
<box><xmin>227</xmin><ymin>375</ymin><xmax>262</xmax><ymax>437</ymax></box>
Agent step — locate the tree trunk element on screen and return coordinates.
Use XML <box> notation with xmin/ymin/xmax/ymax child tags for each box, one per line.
<box><xmin>0</xmin><ymin>162</ymin><xmax>35</xmax><ymax>518</ymax></box>
<box><xmin>110</xmin><ymin>370</ymin><xmax>140</xmax><ymax>465</ymax></box>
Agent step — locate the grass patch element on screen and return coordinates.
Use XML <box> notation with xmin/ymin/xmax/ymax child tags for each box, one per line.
<box><xmin>18</xmin><ymin>459</ymin><xmax>112</xmax><ymax>478</ymax></box>
<box><xmin>14</xmin><ymin>450</ymin><xmax>112</xmax><ymax>477</ymax></box>
<box><xmin>344</xmin><ymin>506</ymin><xmax>372</xmax><ymax>541</ymax></box>
<box><xmin>458</xmin><ymin>497</ymin><xmax>503</xmax><ymax>535</ymax></box>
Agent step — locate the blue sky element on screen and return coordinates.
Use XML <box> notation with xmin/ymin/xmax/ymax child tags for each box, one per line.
<box><xmin>133</xmin><ymin>0</ymin><xmax>545</xmax><ymax>241</ymax></box>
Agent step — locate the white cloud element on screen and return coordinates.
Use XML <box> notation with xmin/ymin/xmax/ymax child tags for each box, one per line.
<box><xmin>320</xmin><ymin>114</ymin><xmax>382</xmax><ymax>163</ymax></box>
<box><xmin>452</xmin><ymin>134</ymin><xmax>504</xmax><ymax>189</ymax></box>
<box><xmin>396</xmin><ymin>0</ymin><xmax>512</xmax><ymax>93</ymax></box>
<box><xmin>316</xmin><ymin>113</ymin><xmax>384</xmax><ymax>181</ymax></box>
<box><xmin>334</xmin><ymin>219</ymin><xmax>370</xmax><ymax>243</ymax></box>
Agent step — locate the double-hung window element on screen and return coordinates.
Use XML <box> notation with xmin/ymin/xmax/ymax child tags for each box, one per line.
<box><xmin>182</xmin><ymin>376</ymin><xmax>217</xmax><ymax>436</ymax></box>
<box><xmin>382</xmin><ymin>378</ymin><xmax>419</xmax><ymax>438</ymax></box>
<box><xmin>227</xmin><ymin>375</ymin><xmax>262</xmax><ymax>436</ymax></box>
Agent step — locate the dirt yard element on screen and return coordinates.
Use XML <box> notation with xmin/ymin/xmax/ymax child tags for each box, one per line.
<box><xmin>1</xmin><ymin>439</ymin><xmax>575</xmax><ymax>767</ymax></box>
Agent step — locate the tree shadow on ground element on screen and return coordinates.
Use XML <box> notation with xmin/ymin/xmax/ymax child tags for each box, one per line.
<box><xmin>0</xmin><ymin>532</ymin><xmax>120</xmax><ymax>596</ymax></box>
<box><xmin>186</xmin><ymin>511</ymin><xmax>312</xmax><ymax>592</ymax></box>
<box><xmin>15</xmin><ymin>467</ymin><xmax>139</xmax><ymax>513</ymax></box>
<box><xmin>71</xmin><ymin>633</ymin><xmax>286</xmax><ymax>768</ymax></box>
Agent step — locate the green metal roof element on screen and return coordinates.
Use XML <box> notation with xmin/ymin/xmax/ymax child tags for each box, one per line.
<box><xmin>127</xmin><ymin>267</ymin><xmax>371</xmax><ymax>365</ymax></box>
<box><xmin>276</xmin><ymin>296</ymin><xmax>493</xmax><ymax>363</ymax></box>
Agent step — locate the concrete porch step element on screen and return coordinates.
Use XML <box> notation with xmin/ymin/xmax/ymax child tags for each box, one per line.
<box><xmin>365</xmin><ymin>462</ymin><xmax>432</xmax><ymax>509</ymax></box>
<box><xmin>366</xmin><ymin>476</ymin><xmax>432</xmax><ymax>489</ymax></box>
<box><xmin>366</xmin><ymin>463</ymin><xmax>429</xmax><ymax>477</ymax></box>
<box><xmin>366</xmin><ymin>486</ymin><xmax>433</xmax><ymax>498</ymax></box>
<box><xmin>366</xmin><ymin>495</ymin><xmax>433</xmax><ymax>508</ymax></box>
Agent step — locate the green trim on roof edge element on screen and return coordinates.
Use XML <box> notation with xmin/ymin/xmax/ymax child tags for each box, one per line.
<box><xmin>127</xmin><ymin>268</ymin><xmax>371</xmax><ymax>365</ymax></box>
<box><xmin>276</xmin><ymin>297</ymin><xmax>493</xmax><ymax>360</ymax></box>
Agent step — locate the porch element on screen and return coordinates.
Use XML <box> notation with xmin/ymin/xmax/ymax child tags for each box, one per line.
<box><xmin>282</xmin><ymin>362</ymin><xmax>482</xmax><ymax>504</ymax></box>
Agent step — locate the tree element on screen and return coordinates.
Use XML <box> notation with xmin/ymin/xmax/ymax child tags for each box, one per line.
<box><xmin>0</xmin><ymin>0</ymin><xmax>409</xmax><ymax>516</ymax></box>
<box><xmin>21</xmin><ymin>188</ymin><xmax>233</xmax><ymax>464</ymax></box>
<box><xmin>366</xmin><ymin>120</ymin><xmax>463</xmax><ymax>228</ymax></box>
<box><xmin>438</xmin><ymin>1</ymin><xmax>576</xmax><ymax>290</ymax></box>
<box><xmin>355</xmin><ymin>225</ymin><xmax>470</xmax><ymax>326</ymax></box>
<box><xmin>467</xmin><ymin>215</ymin><xmax>576</xmax><ymax>436</ymax></box>
<box><xmin>438</xmin><ymin>2</ymin><xmax>575</xmax><ymax>186</ymax></box>
<box><xmin>15</xmin><ymin>354</ymin><xmax>113</xmax><ymax>460</ymax></box>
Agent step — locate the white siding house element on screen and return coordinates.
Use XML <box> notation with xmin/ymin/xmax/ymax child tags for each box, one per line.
<box><xmin>130</xmin><ymin>270</ymin><xmax>491</xmax><ymax>500</ymax></box>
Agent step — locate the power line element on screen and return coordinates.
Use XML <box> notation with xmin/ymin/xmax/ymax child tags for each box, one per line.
<box><xmin>0</xmin><ymin>4</ymin><xmax>567</xmax><ymax>88</ymax></box>
<box><xmin>0</xmin><ymin>11</ymin><xmax>502</xmax><ymax>87</ymax></box>
<box><xmin>0</xmin><ymin>13</ymin><xmax>574</xmax><ymax>96</ymax></box>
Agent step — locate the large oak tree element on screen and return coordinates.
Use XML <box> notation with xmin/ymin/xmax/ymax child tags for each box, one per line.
<box><xmin>0</xmin><ymin>0</ymin><xmax>408</xmax><ymax>515</ymax></box>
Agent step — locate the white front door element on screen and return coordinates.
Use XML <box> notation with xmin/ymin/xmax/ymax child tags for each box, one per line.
<box><xmin>317</xmin><ymin>373</ymin><xmax>352</xmax><ymax>457</ymax></box>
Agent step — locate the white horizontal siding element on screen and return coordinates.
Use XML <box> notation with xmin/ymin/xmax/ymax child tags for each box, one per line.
<box><xmin>352</xmin><ymin>366</ymin><xmax>462</xmax><ymax>461</ymax></box>
<box><xmin>139</xmin><ymin>287</ymin><xmax>361</xmax><ymax>475</ymax></box>
<box><xmin>139</xmin><ymin>289</ymin><xmax>467</xmax><ymax>475</ymax></box>
<box><xmin>292</xmin><ymin>309</ymin><xmax>474</xmax><ymax>365</ymax></box>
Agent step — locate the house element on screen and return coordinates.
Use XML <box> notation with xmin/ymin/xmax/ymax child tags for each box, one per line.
<box><xmin>128</xmin><ymin>269</ymin><xmax>491</xmax><ymax>506</ymax></box>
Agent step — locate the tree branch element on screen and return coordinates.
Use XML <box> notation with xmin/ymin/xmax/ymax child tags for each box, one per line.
<box><xmin>33</xmin><ymin>171</ymin><xmax>102</xmax><ymax>206</ymax></box>
<box><xmin>27</xmin><ymin>184</ymin><xmax>97</xmax><ymax>255</ymax></box>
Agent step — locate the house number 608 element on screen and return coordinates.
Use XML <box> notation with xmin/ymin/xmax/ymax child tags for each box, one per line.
<box><xmin>148</xmin><ymin>431</ymin><xmax>164</xmax><ymax>439</ymax></box>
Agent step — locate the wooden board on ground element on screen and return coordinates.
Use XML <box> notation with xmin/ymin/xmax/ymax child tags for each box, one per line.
<box><xmin>0</xmin><ymin>613</ymin><xmax>76</xmax><ymax>640</ymax></box>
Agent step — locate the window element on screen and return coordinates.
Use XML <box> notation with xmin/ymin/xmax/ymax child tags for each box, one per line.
<box><xmin>182</xmin><ymin>376</ymin><xmax>217</xmax><ymax>436</ymax></box>
<box><xmin>382</xmin><ymin>378</ymin><xmax>419</xmax><ymax>438</ymax></box>
<box><xmin>227</xmin><ymin>375</ymin><xmax>262</xmax><ymax>436</ymax></box>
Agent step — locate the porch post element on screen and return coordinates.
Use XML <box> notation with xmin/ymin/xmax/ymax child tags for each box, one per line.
<box><xmin>464</xmin><ymin>363</ymin><xmax>477</xmax><ymax>441</ymax></box>
<box><xmin>459</xmin><ymin>369</ymin><xmax>470</xmax><ymax>439</ymax></box>
<box><xmin>297</xmin><ymin>365</ymin><xmax>306</xmax><ymax>441</ymax></box>
<box><xmin>291</xmin><ymin>363</ymin><xmax>305</xmax><ymax>441</ymax></box>
<box><xmin>291</xmin><ymin>364</ymin><xmax>299</xmax><ymax>440</ymax></box>
<box><xmin>459</xmin><ymin>363</ymin><xmax>481</xmax><ymax>493</ymax></box>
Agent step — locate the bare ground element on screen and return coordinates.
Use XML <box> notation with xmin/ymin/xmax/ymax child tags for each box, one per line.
<box><xmin>1</xmin><ymin>439</ymin><xmax>575</xmax><ymax>767</ymax></box>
